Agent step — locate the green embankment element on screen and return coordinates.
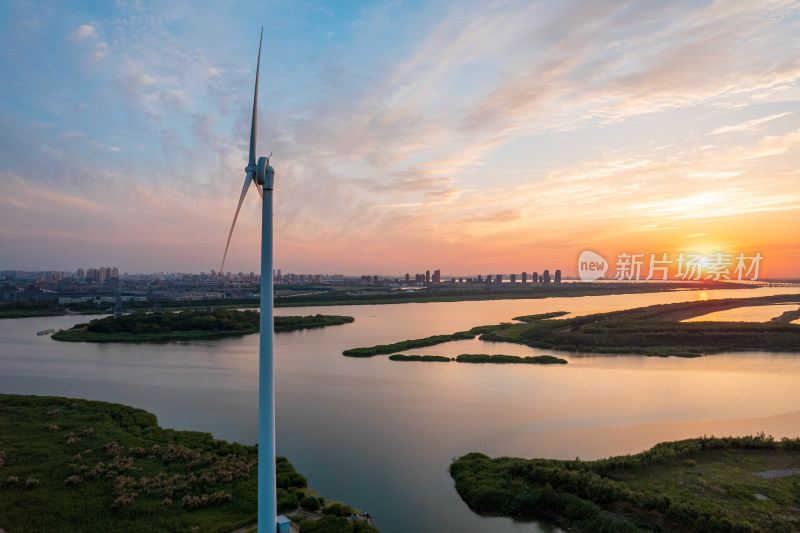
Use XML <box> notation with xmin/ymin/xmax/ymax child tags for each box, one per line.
<box><xmin>771</xmin><ymin>308</ymin><xmax>800</xmax><ymax>324</ymax></box>
<box><xmin>451</xmin><ymin>434</ymin><xmax>800</xmax><ymax>533</ymax></box>
<box><xmin>52</xmin><ymin>310</ymin><xmax>354</xmax><ymax>343</ymax></box>
<box><xmin>388</xmin><ymin>354</ymin><xmax>453</xmax><ymax>362</ymax></box>
<box><xmin>0</xmin><ymin>301</ymin><xmax>67</xmax><ymax>319</ymax></box>
<box><xmin>455</xmin><ymin>354</ymin><xmax>567</xmax><ymax>364</ymax></box>
<box><xmin>387</xmin><ymin>353</ymin><xmax>567</xmax><ymax>364</ymax></box>
<box><xmin>342</xmin><ymin>330</ymin><xmax>475</xmax><ymax>357</ymax></box>
<box><xmin>513</xmin><ymin>311</ymin><xmax>570</xmax><ymax>322</ymax></box>
<box><xmin>0</xmin><ymin>394</ymin><xmax>376</xmax><ymax>533</ymax></box>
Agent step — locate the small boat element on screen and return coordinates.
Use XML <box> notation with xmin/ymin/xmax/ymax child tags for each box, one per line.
<box><xmin>37</xmin><ymin>328</ymin><xmax>55</xmax><ymax>336</ymax></box>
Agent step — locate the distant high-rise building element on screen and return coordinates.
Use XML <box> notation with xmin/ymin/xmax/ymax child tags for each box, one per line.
<box><xmin>543</xmin><ymin>270</ymin><xmax>551</xmax><ymax>284</ymax></box>
<box><xmin>532</xmin><ymin>271</ymin><xmax>539</xmax><ymax>284</ymax></box>
<box><xmin>521</xmin><ymin>272</ymin><xmax>528</xmax><ymax>283</ymax></box>
<box><xmin>405</xmin><ymin>273</ymin><xmax>410</xmax><ymax>283</ymax></box>
<box><xmin>510</xmin><ymin>274</ymin><xmax>516</xmax><ymax>283</ymax></box>
<box><xmin>486</xmin><ymin>274</ymin><xmax>493</xmax><ymax>284</ymax></box>
<box><xmin>432</xmin><ymin>269</ymin><xmax>441</xmax><ymax>283</ymax></box>
<box><xmin>425</xmin><ymin>270</ymin><xmax>430</xmax><ymax>284</ymax></box>
<box><xmin>496</xmin><ymin>274</ymin><xmax>502</xmax><ymax>284</ymax></box>
<box><xmin>554</xmin><ymin>269</ymin><xmax>562</xmax><ymax>283</ymax></box>
<box><xmin>76</xmin><ymin>268</ymin><xmax>85</xmax><ymax>280</ymax></box>
<box><xmin>477</xmin><ymin>274</ymin><xmax>483</xmax><ymax>283</ymax></box>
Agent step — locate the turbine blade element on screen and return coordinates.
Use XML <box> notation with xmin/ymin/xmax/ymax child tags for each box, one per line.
<box><xmin>252</xmin><ymin>178</ymin><xmax>263</xmax><ymax>199</ymax></box>
<box><xmin>249</xmin><ymin>27</ymin><xmax>263</xmax><ymax>167</ymax></box>
<box><xmin>221</xmin><ymin>172</ymin><xmax>254</xmax><ymax>273</ymax></box>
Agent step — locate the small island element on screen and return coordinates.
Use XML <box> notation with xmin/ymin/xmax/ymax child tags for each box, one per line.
<box><xmin>388</xmin><ymin>354</ymin><xmax>453</xmax><ymax>362</ymax></box>
<box><xmin>0</xmin><ymin>394</ymin><xmax>377</xmax><ymax>533</ymax></box>
<box><xmin>451</xmin><ymin>434</ymin><xmax>800</xmax><ymax>533</ymax></box>
<box><xmin>387</xmin><ymin>353</ymin><xmax>567</xmax><ymax>364</ymax></box>
<box><xmin>456</xmin><ymin>353</ymin><xmax>567</xmax><ymax>364</ymax></box>
<box><xmin>52</xmin><ymin>309</ymin><xmax>354</xmax><ymax>343</ymax></box>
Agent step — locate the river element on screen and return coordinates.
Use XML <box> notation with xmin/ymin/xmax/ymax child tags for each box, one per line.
<box><xmin>1</xmin><ymin>286</ymin><xmax>799</xmax><ymax>532</ymax></box>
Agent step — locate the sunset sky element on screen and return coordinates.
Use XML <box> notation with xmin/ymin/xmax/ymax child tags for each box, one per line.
<box><xmin>1</xmin><ymin>1</ymin><xmax>799</xmax><ymax>278</ymax></box>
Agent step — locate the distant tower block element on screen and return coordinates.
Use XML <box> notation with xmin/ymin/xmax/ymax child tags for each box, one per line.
<box><xmin>543</xmin><ymin>269</ymin><xmax>551</xmax><ymax>284</ymax></box>
<box><xmin>510</xmin><ymin>273</ymin><xmax>516</xmax><ymax>283</ymax></box>
<box><xmin>425</xmin><ymin>270</ymin><xmax>430</xmax><ymax>284</ymax></box>
<box><xmin>495</xmin><ymin>274</ymin><xmax>503</xmax><ymax>284</ymax></box>
<box><xmin>554</xmin><ymin>269</ymin><xmax>562</xmax><ymax>283</ymax></box>
<box><xmin>532</xmin><ymin>272</ymin><xmax>539</xmax><ymax>284</ymax></box>
<box><xmin>521</xmin><ymin>272</ymin><xmax>528</xmax><ymax>284</ymax></box>
<box><xmin>477</xmin><ymin>274</ymin><xmax>483</xmax><ymax>283</ymax></box>
<box><xmin>486</xmin><ymin>274</ymin><xmax>493</xmax><ymax>284</ymax></box>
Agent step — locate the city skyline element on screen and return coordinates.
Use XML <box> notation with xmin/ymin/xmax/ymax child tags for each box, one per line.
<box><xmin>2</xmin><ymin>1</ymin><xmax>799</xmax><ymax>277</ymax></box>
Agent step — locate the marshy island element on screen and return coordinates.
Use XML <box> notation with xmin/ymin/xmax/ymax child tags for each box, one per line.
<box><xmin>52</xmin><ymin>309</ymin><xmax>354</xmax><ymax>343</ymax></box>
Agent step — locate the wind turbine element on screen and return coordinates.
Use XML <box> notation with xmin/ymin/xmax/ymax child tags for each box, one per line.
<box><xmin>221</xmin><ymin>28</ymin><xmax>277</xmax><ymax>533</ymax></box>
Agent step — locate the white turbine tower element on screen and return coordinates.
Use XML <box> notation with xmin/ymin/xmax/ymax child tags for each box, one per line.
<box><xmin>220</xmin><ymin>28</ymin><xmax>277</xmax><ymax>533</ymax></box>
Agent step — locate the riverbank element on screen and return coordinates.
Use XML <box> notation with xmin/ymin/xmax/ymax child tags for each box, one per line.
<box><xmin>0</xmin><ymin>394</ymin><xmax>376</xmax><ymax>533</ymax></box>
<box><xmin>451</xmin><ymin>434</ymin><xmax>800</xmax><ymax>532</ymax></box>
<box><xmin>2</xmin><ymin>281</ymin><xmax>756</xmax><ymax>319</ymax></box>
<box><xmin>275</xmin><ymin>281</ymin><xmax>747</xmax><ymax>307</ymax></box>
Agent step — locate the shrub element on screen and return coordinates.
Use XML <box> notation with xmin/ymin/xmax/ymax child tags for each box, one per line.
<box><xmin>277</xmin><ymin>488</ymin><xmax>297</xmax><ymax>512</ymax></box>
<box><xmin>300</xmin><ymin>495</ymin><xmax>321</xmax><ymax>511</ymax></box>
<box><xmin>323</xmin><ymin>502</ymin><xmax>343</xmax><ymax>515</ymax></box>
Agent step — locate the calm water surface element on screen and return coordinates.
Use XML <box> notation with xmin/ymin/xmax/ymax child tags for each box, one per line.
<box><xmin>1</xmin><ymin>286</ymin><xmax>800</xmax><ymax>533</ymax></box>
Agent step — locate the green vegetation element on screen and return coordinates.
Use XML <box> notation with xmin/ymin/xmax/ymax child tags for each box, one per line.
<box><xmin>388</xmin><ymin>354</ymin><xmax>453</xmax><ymax>362</ymax></box>
<box><xmin>477</xmin><ymin>294</ymin><xmax>800</xmax><ymax>357</ymax></box>
<box><xmin>52</xmin><ymin>310</ymin><xmax>354</xmax><ymax>343</ymax></box>
<box><xmin>455</xmin><ymin>354</ymin><xmax>567</xmax><ymax>364</ymax></box>
<box><xmin>771</xmin><ymin>307</ymin><xmax>800</xmax><ymax>324</ymax></box>
<box><xmin>0</xmin><ymin>301</ymin><xmax>66</xmax><ymax>319</ymax></box>
<box><xmin>277</xmin><ymin>282</ymin><xmax>743</xmax><ymax>307</ymax></box>
<box><xmin>513</xmin><ymin>311</ymin><xmax>570</xmax><ymax>322</ymax></box>
<box><xmin>343</xmin><ymin>295</ymin><xmax>800</xmax><ymax>361</ymax></box>
<box><xmin>0</xmin><ymin>394</ymin><xmax>375</xmax><ymax>533</ymax></box>
<box><xmin>274</xmin><ymin>314</ymin><xmax>354</xmax><ymax>332</ymax></box>
<box><xmin>386</xmin><ymin>353</ymin><xmax>567</xmax><ymax>364</ymax></box>
<box><xmin>450</xmin><ymin>434</ymin><xmax>800</xmax><ymax>533</ymax></box>
<box><xmin>342</xmin><ymin>330</ymin><xmax>475</xmax><ymax>357</ymax></box>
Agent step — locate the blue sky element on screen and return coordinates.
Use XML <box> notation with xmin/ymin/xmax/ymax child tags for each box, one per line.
<box><xmin>1</xmin><ymin>1</ymin><xmax>799</xmax><ymax>276</ymax></box>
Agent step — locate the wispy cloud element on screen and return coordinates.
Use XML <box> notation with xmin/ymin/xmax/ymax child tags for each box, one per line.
<box><xmin>2</xmin><ymin>0</ymin><xmax>799</xmax><ymax>276</ymax></box>
<box><xmin>70</xmin><ymin>24</ymin><xmax>97</xmax><ymax>41</ymax></box>
<box><xmin>710</xmin><ymin>112</ymin><xmax>794</xmax><ymax>135</ymax></box>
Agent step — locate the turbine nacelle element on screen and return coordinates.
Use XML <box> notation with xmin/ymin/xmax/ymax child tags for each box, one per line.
<box><xmin>256</xmin><ymin>155</ymin><xmax>274</xmax><ymax>189</ymax></box>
